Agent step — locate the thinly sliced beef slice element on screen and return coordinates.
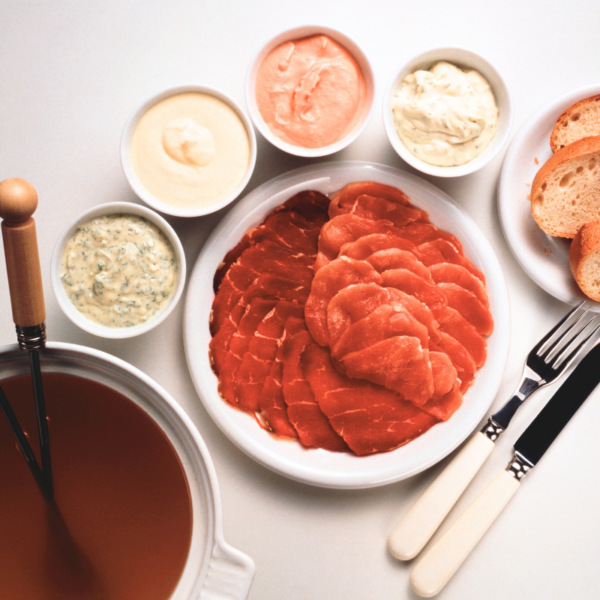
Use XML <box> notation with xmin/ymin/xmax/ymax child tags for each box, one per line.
<box><xmin>331</xmin><ymin>304</ymin><xmax>429</xmax><ymax>359</ymax></box>
<box><xmin>367</xmin><ymin>248</ymin><xmax>433</xmax><ymax>282</ymax></box>
<box><xmin>281</xmin><ymin>327</ymin><xmax>349</xmax><ymax>452</ymax></box>
<box><xmin>435</xmin><ymin>307</ymin><xmax>487</xmax><ymax>368</ymax></box>
<box><xmin>326</xmin><ymin>283</ymin><xmax>442</xmax><ymax>348</ymax></box>
<box><xmin>211</xmin><ymin>239</ymin><xmax>315</xmax><ymax>335</ymax></box>
<box><xmin>339</xmin><ymin>233</ymin><xmax>416</xmax><ymax>259</ymax></box>
<box><xmin>429</xmin><ymin>263</ymin><xmax>489</xmax><ymax>307</ymax></box>
<box><xmin>275</xmin><ymin>189</ymin><xmax>330</xmax><ymax>222</ymax></box>
<box><xmin>301</xmin><ymin>343</ymin><xmax>438</xmax><ymax>455</ymax></box>
<box><xmin>235</xmin><ymin>300</ymin><xmax>305</xmax><ymax>412</ymax></box>
<box><xmin>416</xmin><ymin>240</ymin><xmax>485</xmax><ymax>283</ymax></box>
<box><xmin>305</xmin><ymin>256</ymin><xmax>382</xmax><ymax>346</ymax></box>
<box><xmin>382</xmin><ymin>269</ymin><xmax>448</xmax><ymax>311</ymax></box>
<box><xmin>429</xmin><ymin>351</ymin><xmax>457</xmax><ymax>398</ymax></box>
<box><xmin>314</xmin><ymin>214</ymin><xmax>402</xmax><ymax>271</ymax></box>
<box><xmin>328</xmin><ymin>181</ymin><xmax>413</xmax><ymax>218</ymax></box>
<box><xmin>430</xmin><ymin>333</ymin><xmax>476</xmax><ymax>393</ymax></box>
<box><xmin>399</xmin><ymin>223</ymin><xmax>463</xmax><ymax>253</ymax></box>
<box><xmin>437</xmin><ymin>283</ymin><xmax>494</xmax><ymax>336</ymax></box>
<box><xmin>338</xmin><ymin>338</ymin><xmax>433</xmax><ymax>404</ymax></box>
<box><xmin>349</xmin><ymin>194</ymin><xmax>429</xmax><ymax>227</ymax></box>
<box><xmin>419</xmin><ymin>381</ymin><xmax>463</xmax><ymax>421</ymax></box>
<box><xmin>257</xmin><ymin>317</ymin><xmax>307</xmax><ymax>439</ymax></box>
<box><xmin>331</xmin><ymin>304</ymin><xmax>433</xmax><ymax>403</ymax></box>
<box><xmin>217</xmin><ymin>298</ymin><xmax>279</xmax><ymax>405</ymax></box>
<box><xmin>213</xmin><ymin>190</ymin><xmax>329</xmax><ymax>291</ymax></box>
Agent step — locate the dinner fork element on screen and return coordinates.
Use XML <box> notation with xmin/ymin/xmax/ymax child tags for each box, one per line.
<box><xmin>388</xmin><ymin>301</ymin><xmax>600</xmax><ymax>561</ymax></box>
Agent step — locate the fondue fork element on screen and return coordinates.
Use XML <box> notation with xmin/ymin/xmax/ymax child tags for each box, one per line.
<box><xmin>388</xmin><ymin>301</ymin><xmax>600</xmax><ymax>561</ymax></box>
<box><xmin>0</xmin><ymin>178</ymin><xmax>53</xmax><ymax>494</ymax></box>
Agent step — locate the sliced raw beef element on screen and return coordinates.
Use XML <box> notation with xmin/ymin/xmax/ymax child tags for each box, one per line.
<box><xmin>331</xmin><ymin>304</ymin><xmax>433</xmax><ymax>403</ymax></box>
<box><xmin>211</xmin><ymin>239</ymin><xmax>315</xmax><ymax>334</ymax></box>
<box><xmin>429</xmin><ymin>263</ymin><xmax>489</xmax><ymax>306</ymax></box>
<box><xmin>240</xmin><ymin>273</ymin><xmax>312</xmax><ymax>308</ymax></box>
<box><xmin>366</xmin><ymin>248</ymin><xmax>433</xmax><ymax>282</ymax></box>
<box><xmin>328</xmin><ymin>181</ymin><xmax>413</xmax><ymax>218</ymax></box>
<box><xmin>257</xmin><ymin>317</ymin><xmax>308</xmax><ymax>439</ymax></box>
<box><xmin>217</xmin><ymin>298</ymin><xmax>279</xmax><ymax>405</ymax></box>
<box><xmin>339</xmin><ymin>233</ymin><xmax>416</xmax><ymax>259</ymax></box>
<box><xmin>213</xmin><ymin>190</ymin><xmax>329</xmax><ymax>291</ymax></box>
<box><xmin>281</xmin><ymin>327</ymin><xmax>349</xmax><ymax>452</ymax></box>
<box><xmin>331</xmin><ymin>303</ymin><xmax>430</xmax><ymax>359</ymax></box>
<box><xmin>418</xmin><ymin>381</ymin><xmax>463</xmax><ymax>421</ymax></box>
<box><xmin>382</xmin><ymin>269</ymin><xmax>448</xmax><ymax>311</ymax></box>
<box><xmin>399</xmin><ymin>222</ymin><xmax>463</xmax><ymax>253</ymax></box>
<box><xmin>305</xmin><ymin>256</ymin><xmax>382</xmax><ymax>346</ymax></box>
<box><xmin>430</xmin><ymin>332</ymin><xmax>477</xmax><ymax>393</ymax></box>
<box><xmin>326</xmin><ymin>284</ymin><xmax>442</xmax><ymax>348</ymax></box>
<box><xmin>429</xmin><ymin>351</ymin><xmax>458</xmax><ymax>398</ymax></box>
<box><xmin>416</xmin><ymin>239</ymin><xmax>485</xmax><ymax>283</ymax></box>
<box><xmin>437</xmin><ymin>282</ymin><xmax>494</xmax><ymax>336</ymax></box>
<box><xmin>314</xmin><ymin>214</ymin><xmax>402</xmax><ymax>271</ymax></box>
<box><xmin>435</xmin><ymin>307</ymin><xmax>487</xmax><ymax>368</ymax></box>
<box><xmin>348</xmin><ymin>194</ymin><xmax>429</xmax><ymax>227</ymax></box>
<box><xmin>235</xmin><ymin>300</ymin><xmax>305</xmax><ymax>412</ymax></box>
<box><xmin>301</xmin><ymin>343</ymin><xmax>438</xmax><ymax>455</ymax></box>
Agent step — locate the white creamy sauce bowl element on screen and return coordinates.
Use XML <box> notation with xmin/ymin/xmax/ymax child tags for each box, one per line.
<box><xmin>121</xmin><ymin>85</ymin><xmax>257</xmax><ymax>218</ymax></box>
<box><xmin>383</xmin><ymin>47</ymin><xmax>513</xmax><ymax>178</ymax></box>
<box><xmin>51</xmin><ymin>202</ymin><xmax>186</xmax><ymax>339</ymax></box>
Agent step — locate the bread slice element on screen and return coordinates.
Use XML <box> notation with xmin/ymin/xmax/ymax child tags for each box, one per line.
<box><xmin>530</xmin><ymin>135</ymin><xmax>600</xmax><ymax>238</ymax></box>
<box><xmin>569</xmin><ymin>219</ymin><xmax>600</xmax><ymax>301</ymax></box>
<box><xmin>550</xmin><ymin>95</ymin><xmax>600</xmax><ymax>152</ymax></box>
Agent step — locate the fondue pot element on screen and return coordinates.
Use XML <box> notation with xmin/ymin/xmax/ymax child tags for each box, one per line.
<box><xmin>0</xmin><ymin>179</ymin><xmax>254</xmax><ymax>599</ymax></box>
<box><xmin>0</xmin><ymin>341</ymin><xmax>255</xmax><ymax>600</ymax></box>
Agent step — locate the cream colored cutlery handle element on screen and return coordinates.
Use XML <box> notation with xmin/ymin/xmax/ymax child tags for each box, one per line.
<box><xmin>388</xmin><ymin>431</ymin><xmax>495</xmax><ymax>561</ymax></box>
<box><xmin>410</xmin><ymin>470</ymin><xmax>520</xmax><ymax>597</ymax></box>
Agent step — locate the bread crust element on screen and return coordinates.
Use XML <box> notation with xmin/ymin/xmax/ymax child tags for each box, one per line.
<box><xmin>531</xmin><ymin>135</ymin><xmax>600</xmax><ymax>238</ymax></box>
<box><xmin>569</xmin><ymin>219</ymin><xmax>600</xmax><ymax>301</ymax></box>
<box><xmin>550</xmin><ymin>94</ymin><xmax>600</xmax><ymax>152</ymax></box>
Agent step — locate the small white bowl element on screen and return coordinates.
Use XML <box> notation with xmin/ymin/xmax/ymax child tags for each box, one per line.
<box><xmin>245</xmin><ymin>25</ymin><xmax>376</xmax><ymax>158</ymax></box>
<box><xmin>121</xmin><ymin>85</ymin><xmax>257</xmax><ymax>217</ymax></box>
<box><xmin>383</xmin><ymin>47</ymin><xmax>513</xmax><ymax>178</ymax></box>
<box><xmin>51</xmin><ymin>202</ymin><xmax>186</xmax><ymax>339</ymax></box>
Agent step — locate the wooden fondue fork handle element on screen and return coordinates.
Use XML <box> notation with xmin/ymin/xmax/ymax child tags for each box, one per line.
<box><xmin>0</xmin><ymin>177</ymin><xmax>53</xmax><ymax>492</ymax></box>
<box><xmin>0</xmin><ymin>178</ymin><xmax>46</xmax><ymax>327</ymax></box>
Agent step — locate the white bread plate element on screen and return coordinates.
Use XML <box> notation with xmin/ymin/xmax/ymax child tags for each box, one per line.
<box><xmin>184</xmin><ymin>162</ymin><xmax>510</xmax><ymax>489</ymax></box>
<box><xmin>498</xmin><ymin>84</ymin><xmax>600</xmax><ymax>308</ymax></box>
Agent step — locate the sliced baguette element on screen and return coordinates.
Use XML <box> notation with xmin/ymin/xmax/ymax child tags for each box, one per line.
<box><xmin>569</xmin><ymin>219</ymin><xmax>600</xmax><ymax>301</ymax></box>
<box><xmin>531</xmin><ymin>135</ymin><xmax>600</xmax><ymax>238</ymax></box>
<box><xmin>550</xmin><ymin>95</ymin><xmax>600</xmax><ymax>152</ymax></box>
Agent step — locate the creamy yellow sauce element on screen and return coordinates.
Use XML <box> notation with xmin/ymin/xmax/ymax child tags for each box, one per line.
<box><xmin>392</xmin><ymin>61</ymin><xmax>498</xmax><ymax>167</ymax></box>
<box><xmin>131</xmin><ymin>92</ymin><xmax>250</xmax><ymax>210</ymax></box>
<box><xmin>61</xmin><ymin>214</ymin><xmax>177</xmax><ymax>328</ymax></box>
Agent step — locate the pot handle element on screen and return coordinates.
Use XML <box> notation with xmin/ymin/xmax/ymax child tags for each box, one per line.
<box><xmin>200</xmin><ymin>538</ymin><xmax>255</xmax><ymax>600</ymax></box>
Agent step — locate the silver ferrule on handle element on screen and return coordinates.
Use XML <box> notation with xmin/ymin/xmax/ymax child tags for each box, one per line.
<box><xmin>16</xmin><ymin>323</ymin><xmax>46</xmax><ymax>351</ymax></box>
<box><xmin>480</xmin><ymin>417</ymin><xmax>504</xmax><ymax>441</ymax></box>
<box><xmin>506</xmin><ymin>452</ymin><xmax>534</xmax><ymax>481</ymax></box>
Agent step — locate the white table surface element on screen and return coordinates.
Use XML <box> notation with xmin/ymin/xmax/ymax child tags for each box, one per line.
<box><xmin>2</xmin><ymin>1</ymin><xmax>600</xmax><ymax>599</ymax></box>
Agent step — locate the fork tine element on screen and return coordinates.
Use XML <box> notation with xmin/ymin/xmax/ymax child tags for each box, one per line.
<box><xmin>535</xmin><ymin>301</ymin><xmax>590</xmax><ymax>357</ymax></box>
<box><xmin>543</xmin><ymin>313</ymin><xmax>596</xmax><ymax>362</ymax></box>
<box><xmin>552</xmin><ymin>318</ymin><xmax>600</xmax><ymax>370</ymax></box>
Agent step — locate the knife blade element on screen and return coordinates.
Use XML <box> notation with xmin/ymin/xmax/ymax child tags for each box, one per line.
<box><xmin>515</xmin><ymin>340</ymin><xmax>600</xmax><ymax>467</ymax></box>
<box><xmin>410</xmin><ymin>341</ymin><xmax>600</xmax><ymax>598</ymax></box>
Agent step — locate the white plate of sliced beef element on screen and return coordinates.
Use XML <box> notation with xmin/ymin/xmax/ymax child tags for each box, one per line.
<box><xmin>183</xmin><ymin>161</ymin><xmax>510</xmax><ymax>489</ymax></box>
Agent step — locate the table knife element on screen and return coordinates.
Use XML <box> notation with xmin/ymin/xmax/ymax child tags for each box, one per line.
<box><xmin>410</xmin><ymin>341</ymin><xmax>600</xmax><ymax>597</ymax></box>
